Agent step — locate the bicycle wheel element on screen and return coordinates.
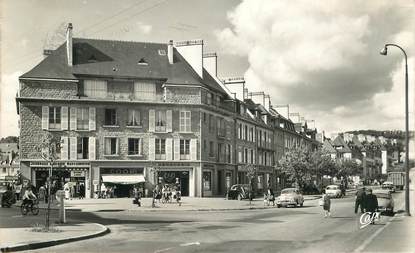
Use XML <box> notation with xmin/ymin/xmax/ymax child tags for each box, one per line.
<box><xmin>21</xmin><ymin>204</ymin><xmax>28</xmax><ymax>215</ymax></box>
<box><xmin>31</xmin><ymin>204</ymin><xmax>39</xmax><ymax>215</ymax></box>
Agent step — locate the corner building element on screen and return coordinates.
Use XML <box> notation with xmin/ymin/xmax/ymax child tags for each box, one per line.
<box><xmin>17</xmin><ymin>24</ymin><xmax>236</xmax><ymax>198</ymax></box>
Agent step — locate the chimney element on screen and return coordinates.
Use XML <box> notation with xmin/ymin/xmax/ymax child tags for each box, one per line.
<box><xmin>203</xmin><ymin>53</ymin><xmax>217</xmax><ymax>76</ymax></box>
<box><xmin>66</xmin><ymin>23</ymin><xmax>73</xmax><ymax>66</ymax></box>
<box><xmin>174</xmin><ymin>39</ymin><xmax>204</xmax><ymax>78</ymax></box>
<box><xmin>223</xmin><ymin>77</ymin><xmax>245</xmax><ymax>101</ymax></box>
<box><xmin>168</xmin><ymin>40</ymin><xmax>174</xmax><ymax>64</ymax></box>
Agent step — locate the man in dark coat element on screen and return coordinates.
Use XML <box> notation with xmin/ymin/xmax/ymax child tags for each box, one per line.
<box><xmin>364</xmin><ymin>189</ymin><xmax>378</xmax><ymax>213</ymax></box>
<box><xmin>355</xmin><ymin>187</ymin><xmax>366</xmax><ymax>214</ymax></box>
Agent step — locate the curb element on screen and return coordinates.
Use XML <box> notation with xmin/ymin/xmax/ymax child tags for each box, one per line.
<box><xmin>0</xmin><ymin>223</ymin><xmax>110</xmax><ymax>253</ymax></box>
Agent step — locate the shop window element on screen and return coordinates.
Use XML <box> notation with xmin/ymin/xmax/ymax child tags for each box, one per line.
<box><xmin>128</xmin><ymin>138</ymin><xmax>141</xmax><ymax>155</ymax></box>
<box><xmin>77</xmin><ymin>137</ymin><xmax>89</xmax><ymax>159</ymax></box>
<box><xmin>155</xmin><ymin>138</ymin><xmax>166</xmax><ymax>160</ymax></box>
<box><xmin>203</xmin><ymin>171</ymin><xmax>212</xmax><ymax>191</ymax></box>
<box><xmin>180</xmin><ymin>111</ymin><xmax>191</xmax><ymax>132</ymax></box>
<box><xmin>104</xmin><ymin>137</ymin><xmax>118</xmax><ymax>155</ymax></box>
<box><xmin>49</xmin><ymin>106</ymin><xmax>61</xmax><ymax>130</ymax></box>
<box><xmin>104</xmin><ymin>109</ymin><xmax>117</xmax><ymax>126</ymax></box>
<box><xmin>77</xmin><ymin>107</ymin><xmax>89</xmax><ymax>130</ymax></box>
<box><xmin>180</xmin><ymin>139</ymin><xmax>190</xmax><ymax>160</ymax></box>
<box><xmin>127</xmin><ymin>109</ymin><xmax>141</xmax><ymax>126</ymax></box>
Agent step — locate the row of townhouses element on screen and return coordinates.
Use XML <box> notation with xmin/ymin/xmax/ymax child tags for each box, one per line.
<box><xmin>16</xmin><ymin>23</ymin><xmax>320</xmax><ymax>198</ymax></box>
<box><xmin>323</xmin><ymin>133</ymin><xmax>402</xmax><ymax>180</ymax></box>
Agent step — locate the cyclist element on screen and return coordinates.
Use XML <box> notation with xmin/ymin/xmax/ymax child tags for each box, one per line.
<box><xmin>22</xmin><ymin>186</ymin><xmax>37</xmax><ymax>208</ymax></box>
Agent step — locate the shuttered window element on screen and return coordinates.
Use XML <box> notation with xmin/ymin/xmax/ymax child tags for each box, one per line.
<box><xmin>77</xmin><ymin>137</ymin><xmax>89</xmax><ymax>159</ymax></box>
<box><xmin>155</xmin><ymin>138</ymin><xmax>166</xmax><ymax>160</ymax></box>
<box><xmin>76</xmin><ymin>108</ymin><xmax>89</xmax><ymax>130</ymax></box>
<box><xmin>48</xmin><ymin>107</ymin><xmax>61</xmax><ymax>130</ymax></box>
<box><xmin>104</xmin><ymin>137</ymin><xmax>118</xmax><ymax>155</ymax></box>
<box><xmin>127</xmin><ymin>110</ymin><xmax>141</xmax><ymax>126</ymax></box>
<box><xmin>128</xmin><ymin>138</ymin><xmax>141</xmax><ymax>155</ymax></box>
<box><xmin>105</xmin><ymin>109</ymin><xmax>117</xmax><ymax>126</ymax></box>
<box><xmin>180</xmin><ymin>139</ymin><xmax>190</xmax><ymax>160</ymax></box>
<box><xmin>180</xmin><ymin>111</ymin><xmax>191</xmax><ymax>132</ymax></box>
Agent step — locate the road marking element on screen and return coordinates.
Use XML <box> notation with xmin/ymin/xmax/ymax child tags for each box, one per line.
<box><xmin>180</xmin><ymin>241</ymin><xmax>200</xmax><ymax>247</ymax></box>
<box><xmin>154</xmin><ymin>247</ymin><xmax>173</xmax><ymax>253</ymax></box>
<box><xmin>353</xmin><ymin>202</ymin><xmax>404</xmax><ymax>253</ymax></box>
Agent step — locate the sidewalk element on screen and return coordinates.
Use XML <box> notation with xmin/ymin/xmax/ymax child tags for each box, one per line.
<box><xmin>53</xmin><ymin>195</ymin><xmax>323</xmax><ymax>212</ymax></box>
<box><xmin>0</xmin><ymin>222</ymin><xmax>109</xmax><ymax>252</ymax></box>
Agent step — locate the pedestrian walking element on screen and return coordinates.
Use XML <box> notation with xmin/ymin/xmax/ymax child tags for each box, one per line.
<box><xmin>321</xmin><ymin>190</ymin><xmax>331</xmax><ymax>218</ymax></box>
<box><xmin>355</xmin><ymin>187</ymin><xmax>366</xmax><ymax>214</ymax></box>
<box><xmin>363</xmin><ymin>189</ymin><xmax>378</xmax><ymax>213</ymax></box>
<box><xmin>133</xmin><ymin>187</ymin><xmax>141</xmax><ymax>207</ymax></box>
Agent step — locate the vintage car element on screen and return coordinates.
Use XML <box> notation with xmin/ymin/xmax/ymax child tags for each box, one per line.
<box><xmin>276</xmin><ymin>188</ymin><xmax>304</xmax><ymax>208</ymax></box>
<box><xmin>373</xmin><ymin>189</ymin><xmax>394</xmax><ymax>215</ymax></box>
<box><xmin>381</xmin><ymin>181</ymin><xmax>396</xmax><ymax>193</ymax></box>
<box><xmin>227</xmin><ymin>184</ymin><xmax>254</xmax><ymax>200</ymax></box>
<box><xmin>325</xmin><ymin>185</ymin><xmax>342</xmax><ymax>198</ymax></box>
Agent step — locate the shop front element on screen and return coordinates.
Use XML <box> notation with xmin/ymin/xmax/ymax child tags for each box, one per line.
<box><xmin>158</xmin><ymin>170</ymin><xmax>190</xmax><ymax>196</ymax></box>
<box><xmin>30</xmin><ymin>161</ymin><xmax>90</xmax><ymax>198</ymax></box>
<box><xmin>100</xmin><ymin>167</ymin><xmax>145</xmax><ymax>198</ymax></box>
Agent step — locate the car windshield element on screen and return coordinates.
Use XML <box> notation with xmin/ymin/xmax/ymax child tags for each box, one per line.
<box><xmin>281</xmin><ymin>189</ymin><xmax>296</xmax><ymax>194</ymax></box>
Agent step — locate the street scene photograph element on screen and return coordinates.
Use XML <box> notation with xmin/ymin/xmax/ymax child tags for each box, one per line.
<box><xmin>0</xmin><ymin>0</ymin><xmax>415</xmax><ymax>252</ymax></box>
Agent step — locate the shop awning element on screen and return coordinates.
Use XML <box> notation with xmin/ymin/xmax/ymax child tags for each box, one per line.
<box><xmin>101</xmin><ymin>174</ymin><xmax>145</xmax><ymax>185</ymax></box>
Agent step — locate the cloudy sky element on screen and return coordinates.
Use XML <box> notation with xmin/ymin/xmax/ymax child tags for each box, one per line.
<box><xmin>1</xmin><ymin>0</ymin><xmax>414</xmax><ymax>138</ymax></box>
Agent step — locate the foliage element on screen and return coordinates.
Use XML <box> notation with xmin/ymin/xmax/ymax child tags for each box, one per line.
<box><xmin>310</xmin><ymin>150</ymin><xmax>337</xmax><ymax>179</ymax></box>
<box><xmin>0</xmin><ymin>136</ymin><xmax>18</xmax><ymax>143</ymax></box>
<box><xmin>243</xmin><ymin>164</ymin><xmax>256</xmax><ymax>205</ymax></box>
<box><xmin>334</xmin><ymin>159</ymin><xmax>363</xmax><ymax>177</ymax></box>
<box><xmin>38</xmin><ymin>132</ymin><xmax>61</xmax><ymax>162</ymax></box>
<box><xmin>277</xmin><ymin>147</ymin><xmax>312</xmax><ymax>189</ymax></box>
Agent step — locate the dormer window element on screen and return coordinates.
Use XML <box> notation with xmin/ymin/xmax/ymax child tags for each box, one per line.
<box><xmin>138</xmin><ymin>58</ymin><xmax>148</xmax><ymax>65</ymax></box>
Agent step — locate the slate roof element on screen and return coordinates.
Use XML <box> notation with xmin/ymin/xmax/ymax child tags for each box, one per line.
<box><xmin>332</xmin><ymin>136</ymin><xmax>352</xmax><ymax>153</ymax></box>
<box><xmin>322</xmin><ymin>140</ymin><xmax>337</xmax><ymax>153</ymax></box>
<box><xmin>20</xmin><ymin>38</ymin><xmax>228</xmax><ymax>95</ymax></box>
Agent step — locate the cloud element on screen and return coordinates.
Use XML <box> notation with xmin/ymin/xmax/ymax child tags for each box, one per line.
<box><xmin>137</xmin><ymin>22</ymin><xmax>152</xmax><ymax>34</ymax></box>
<box><xmin>217</xmin><ymin>0</ymin><xmax>414</xmax><ymax>134</ymax></box>
<box><xmin>0</xmin><ymin>71</ymin><xmax>21</xmax><ymax>137</ymax></box>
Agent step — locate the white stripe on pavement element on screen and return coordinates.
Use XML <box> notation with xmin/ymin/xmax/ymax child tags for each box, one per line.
<box><xmin>180</xmin><ymin>241</ymin><xmax>201</xmax><ymax>247</ymax></box>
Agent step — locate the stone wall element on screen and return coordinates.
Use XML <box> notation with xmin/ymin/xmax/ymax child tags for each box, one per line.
<box><xmin>165</xmin><ymin>86</ymin><xmax>201</xmax><ymax>104</ymax></box>
<box><xmin>20</xmin><ymin>80</ymin><xmax>78</xmax><ymax>99</ymax></box>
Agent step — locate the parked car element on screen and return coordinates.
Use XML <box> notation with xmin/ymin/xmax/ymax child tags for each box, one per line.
<box><xmin>276</xmin><ymin>188</ymin><xmax>304</xmax><ymax>208</ymax></box>
<box><xmin>325</xmin><ymin>185</ymin><xmax>342</xmax><ymax>198</ymax></box>
<box><xmin>227</xmin><ymin>184</ymin><xmax>254</xmax><ymax>200</ymax></box>
<box><xmin>373</xmin><ymin>189</ymin><xmax>394</xmax><ymax>215</ymax></box>
<box><xmin>381</xmin><ymin>181</ymin><xmax>396</xmax><ymax>193</ymax></box>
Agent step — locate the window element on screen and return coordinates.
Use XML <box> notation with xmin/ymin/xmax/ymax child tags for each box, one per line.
<box><xmin>104</xmin><ymin>137</ymin><xmax>118</xmax><ymax>155</ymax></box>
<box><xmin>128</xmin><ymin>138</ymin><xmax>141</xmax><ymax>155</ymax></box>
<box><xmin>180</xmin><ymin>139</ymin><xmax>190</xmax><ymax>160</ymax></box>
<box><xmin>209</xmin><ymin>115</ymin><xmax>214</xmax><ymax>133</ymax></box>
<box><xmin>238</xmin><ymin>150</ymin><xmax>243</xmax><ymax>163</ymax></box>
<box><xmin>249</xmin><ymin>127</ymin><xmax>254</xmax><ymax>142</ymax></box>
<box><xmin>134</xmin><ymin>82</ymin><xmax>156</xmax><ymax>101</ymax></box>
<box><xmin>244</xmin><ymin>125</ymin><xmax>248</xmax><ymax>140</ymax></box>
<box><xmin>217</xmin><ymin>118</ymin><xmax>225</xmax><ymax>137</ymax></box>
<box><xmin>238</xmin><ymin>123</ymin><xmax>242</xmax><ymax>139</ymax></box>
<box><xmin>217</xmin><ymin>143</ymin><xmax>223</xmax><ymax>162</ymax></box>
<box><xmin>155</xmin><ymin>111</ymin><xmax>166</xmax><ymax>132</ymax></box>
<box><xmin>203</xmin><ymin>113</ymin><xmax>206</xmax><ymax>123</ymax></box>
<box><xmin>227</xmin><ymin>144</ymin><xmax>231</xmax><ymax>163</ymax></box>
<box><xmin>77</xmin><ymin>137</ymin><xmax>89</xmax><ymax>159</ymax></box>
<box><xmin>49</xmin><ymin>106</ymin><xmax>61</xmax><ymax>129</ymax></box>
<box><xmin>105</xmin><ymin>109</ymin><xmax>117</xmax><ymax>126</ymax></box>
<box><xmin>180</xmin><ymin>111</ymin><xmax>191</xmax><ymax>132</ymax></box>
<box><xmin>244</xmin><ymin>148</ymin><xmax>248</xmax><ymax>163</ymax></box>
<box><xmin>108</xmin><ymin>80</ymin><xmax>132</xmax><ymax>99</ymax></box>
<box><xmin>155</xmin><ymin>138</ymin><xmax>166</xmax><ymax>160</ymax></box>
<box><xmin>127</xmin><ymin>110</ymin><xmax>141</xmax><ymax>126</ymax></box>
<box><xmin>77</xmin><ymin>108</ymin><xmax>89</xmax><ymax>130</ymax></box>
<box><xmin>216</xmin><ymin>96</ymin><xmax>220</xmax><ymax>107</ymax></box>
<box><xmin>203</xmin><ymin>140</ymin><xmax>207</xmax><ymax>152</ymax></box>
<box><xmin>84</xmin><ymin>80</ymin><xmax>107</xmax><ymax>98</ymax></box>
<box><xmin>209</xmin><ymin>141</ymin><xmax>214</xmax><ymax>157</ymax></box>
<box><xmin>207</xmin><ymin>93</ymin><xmax>212</xmax><ymax>105</ymax></box>
<box><xmin>203</xmin><ymin>171</ymin><xmax>212</xmax><ymax>191</ymax></box>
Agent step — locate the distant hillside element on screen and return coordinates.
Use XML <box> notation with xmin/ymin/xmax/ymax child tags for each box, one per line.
<box><xmin>345</xmin><ymin>130</ymin><xmax>413</xmax><ymax>140</ymax></box>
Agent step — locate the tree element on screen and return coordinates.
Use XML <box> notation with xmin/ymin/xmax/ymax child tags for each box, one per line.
<box><xmin>310</xmin><ymin>150</ymin><xmax>336</xmax><ymax>184</ymax></box>
<box><xmin>37</xmin><ymin>132</ymin><xmax>61</xmax><ymax>230</ymax></box>
<box><xmin>334</xmin><ymin>159</ymin><xmax>363</xmax><ymax>178</ymax></box>
<box><xmin>245</xmin><ymin>164</ymin><xmax>257</xmax><ymax>206</ymax></box>
<box><xmin>278</xmin><ymin>147</ymin><xmax>312</xmax><ymax>191</ymax></box>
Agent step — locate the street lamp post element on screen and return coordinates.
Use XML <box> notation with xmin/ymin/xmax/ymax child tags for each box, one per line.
<box><xmin>380</xmin><ymin>43</ymin><xmax>411</xmax><ymax>216</ymax></box>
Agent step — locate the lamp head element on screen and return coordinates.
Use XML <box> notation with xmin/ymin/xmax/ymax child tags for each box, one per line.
<box><xmin>380</xmin><ymin>46</ymin><xmax>388</xmax><ymax>56</ymax></box>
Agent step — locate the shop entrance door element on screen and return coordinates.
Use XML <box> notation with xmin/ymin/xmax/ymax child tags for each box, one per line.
<box><xmin>159</xmin><ymin>171</ymin><xmax>190</xmax><ymax>197</ymax></box>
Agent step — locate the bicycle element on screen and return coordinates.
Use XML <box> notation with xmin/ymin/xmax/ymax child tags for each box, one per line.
<box><xmin>21</xmin><ymin>199</ymin><xmax>39</xmax><ymax>215</ymax></box>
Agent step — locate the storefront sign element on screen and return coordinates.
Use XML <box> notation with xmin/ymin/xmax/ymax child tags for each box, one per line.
<box><xmin>70</xmin><ymin>171</ymin><xmax>85</xmax><ymax>177</ymax></box>
<box><xmin>101</xmin><ymin>168</ymin><xmax>144</xmax><ymax>175</ymax></box>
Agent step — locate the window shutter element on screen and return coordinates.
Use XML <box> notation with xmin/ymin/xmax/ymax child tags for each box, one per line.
<box><xmin>61</xmin><ymin>136</ymin><xmax>68</xmax><ymax>160</ymax></box>
<box><xmin>89</xmin><ymin>137</ymin><xmax>96</xmax><ymax>160</ymax></box>
<box><xmin>61</xmin><ymin>107</ymin><xmax>68</xmax><ymax>130</ymax></box>
<box><xmin>70</xmin><ymin>137</ymin><xmax>77</xmax><ymax>160</ymax></box>
<box><xmin>187</xmin><ymin>111</ymin><xmax>191</xmax><ymax>132</ymax></box>
<box><xmin>190</xmin><ymin>139</ymin><xmax>197</xmax><ymax>161</ymax></box>
<box><xmin>70</xmin><ymin>107</ymin><xmax>77</xmax><ymax>130</ymax></box>
<box><xmin>41</xmin><ymin>106</ymin><xmax>49</xmax><ymax>130</ymax></box>
<box><xmin>174</xmin><ymin>138</ymin><xmax>180</xmax><ymax>160</ymax></box>
<box><xmin>149</xmin><ymin>109</ymin><xmax>155</xmax><ymax>132</ymax></box>
<box><xmin>166</xmin><ymin>138</ymin><xmax>173</xmax><ymax>160</ymax></box>
<box><xmin>89</xmin><ymin>107</ymin><xmax>96</xmax><ymax>131</ymax></box>
<box><xmin>166</xmin><ymin>110</ymin><xmax>172</xmax><ymax>132</ymax></box>
<box><xmin>148</xmin><ymin>137</ymin><xmax>155</xmax><ymax>160</ymax></box>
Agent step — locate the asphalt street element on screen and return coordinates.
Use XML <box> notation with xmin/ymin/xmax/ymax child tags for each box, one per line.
<box><xmin>1</xmin><ymin>189</ymin><xmax>406</xmax><ymax>253</ymax></box>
